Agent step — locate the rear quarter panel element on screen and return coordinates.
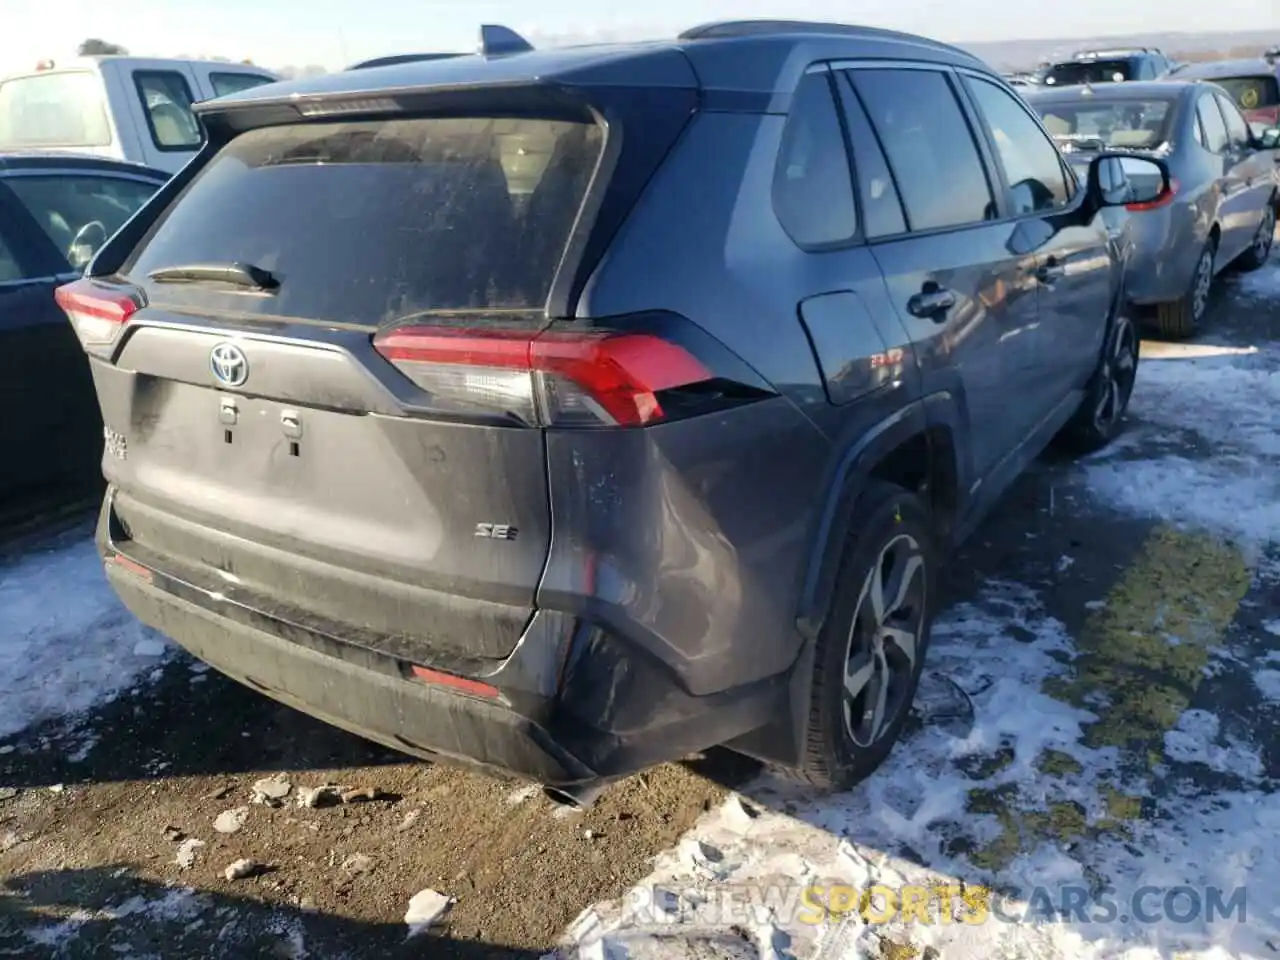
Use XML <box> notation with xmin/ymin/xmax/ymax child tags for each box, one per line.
<box><xmin>568</xmin><ymin>110</ymin><xmax>862</xmax><ymax>694</ymax></box>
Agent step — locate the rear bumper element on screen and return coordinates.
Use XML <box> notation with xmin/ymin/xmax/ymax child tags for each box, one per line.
<box><xmin>100</xmin><ymin>499</ymin><xmax>786</xmax><ymax>787</ymax></box>
<box><xmin>1122</xmin><ymin>208</ymin><xmax>1200</xmax><ymax>307</ymax></box>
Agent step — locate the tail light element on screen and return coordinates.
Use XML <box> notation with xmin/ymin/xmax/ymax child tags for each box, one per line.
<box><xmin>372</xmin><ymin>315</ymin><xmax>769</xmax><ymax>428</ymax></box>
<box><xmin>54</xmin><ymin>278</ymin><xmax>144</xmax><ymax>355</ymax></box>
<box><xmin>1127</xmin><ymin>178</ymin><xmax>1179</xmax><ymax>212</ymax></box>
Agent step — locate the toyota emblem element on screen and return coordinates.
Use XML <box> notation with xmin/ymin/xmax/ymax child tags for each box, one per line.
<box><xmin>210</xmin><ymin>342</ymin><xmax>249</xmax><ymax>387</ymax></box>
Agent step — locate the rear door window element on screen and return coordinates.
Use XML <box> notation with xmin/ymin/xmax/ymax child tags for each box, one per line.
<box><xmin>208</xmin><ymin>72</ymin><xmax>276</xmax><ymax>99</ymax></box>
<box><xmin>134</xmin><ymin>71</ymin><xmax>201</xmax><ymax>150</ymax></box>
<box><xmin>1215</xmin><ymin>76</ymin><xmax>1280</xmax><ymax>111</ymax></box>
<box><xmin>849</xmin><ymin>68</ymin><xmax>995</xmax><ymax>232</ymax></box>
<box><xmin>835</xmin><ymin>73</ymin><xmax>907</xmax><ymax>238</ymax></box>
<box><xmin>125</xmin><ymin>116</ymin><xmax>604</xmax><ymax>325</ymax></box>
<box><xmin>1044</xmin><ymin>60</ymin><xmax>1133</xmax><ymax>86</ymax></box>
<box><xmin>7</xmin><ymin>175</ymin><xmax>159</xmax><ymax>270</ymax></box>
<box><xmin>0</xmin><ymin>72</ymin><xmax>111</xmax><ymax>148</ymax></box>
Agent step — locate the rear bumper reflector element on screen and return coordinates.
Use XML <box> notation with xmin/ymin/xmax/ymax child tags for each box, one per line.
<box><xmin>409</xmin><ymin>664</ymin><xmax>500</xmax><ymax>700</ymax></box>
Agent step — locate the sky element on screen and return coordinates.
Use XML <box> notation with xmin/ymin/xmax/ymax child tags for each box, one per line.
<box><xmin>3</xmin><ymin>0</ymin><xmax>1278</xmax><ymax>75</ymax></box>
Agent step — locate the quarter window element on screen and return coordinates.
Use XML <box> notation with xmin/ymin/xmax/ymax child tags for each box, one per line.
<box><xmin>773</xmin><ymin>71</ymin><xmax>858</xmax><ymax>248</ymax></box>
<box><xmin>965</xmin><ymin>76</ymin><xmax>1071</xmax><ymax>215</ymax></box>
<box><xmin>849</xmin><ymin>68</ymin><xmax>995</xmax><ymax>232</ymax></box>
<box><xmin>134</xmin><ymin>71</ymin><xmax>201</xmax><ymax>150</ymax></box>
<box><xmin>1196</xmin><ymin>93</ymin><xmax>1229</xmax><ymax>153</ymax></box>
<box><xmin>6</xmin><ymin>175</ymin><xmax>158</xmax><ymax>271</ymax></box>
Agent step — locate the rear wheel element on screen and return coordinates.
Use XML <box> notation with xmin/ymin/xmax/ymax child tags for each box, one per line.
<box><xmin>783</xmin><ymin>481</ymin><xmax>936</xmax><ymax>790</ymax></box>
<box><xmin>1235</xmin><ymin>203</ymin><xmax>1276</xmax><ymax>272</ymax></box>
<box><xmin>1153</xmin><ymin>238</ymin><xmax>1215</xmax><ymax>339</ymax></box>
<box><xmin>1060</xmin><ymin>314</ymin><xmax>1139</xmax><ymax>454</ymax></box>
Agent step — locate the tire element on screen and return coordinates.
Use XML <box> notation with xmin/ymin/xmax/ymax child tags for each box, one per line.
<box><xmin>781</xmin><ymin>481</ymin><xmax>937</xmax><ymax>790</ymax></box>
<box><xmin>1153</xmin><ymin>238</ymin><xmax>1216</xmax><ymax>339</ymax></box>
<box><xmin>1060</xmin><ymin>313</ymin><xmax>1140</xmax><ymax>454</ymax></box>
<box><xmin>1235</xmin><ymin>202</ymin><xmax>1276</xmax><ymax>272</ymax></box>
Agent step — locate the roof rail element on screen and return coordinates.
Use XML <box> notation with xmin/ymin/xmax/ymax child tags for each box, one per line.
<box><xmin>1266</xmin><ymin>45</ymin><xmax>1279</xmax><ymax>63</ymax></box>
<box><xmin>347</xmin><ymin>52</ymin><xmax>466</xmax><ymax>70</ymax></box>
<box><xmin>677</xmin><ymin>19</ymin><xmax>978</xmax><ymax>60</ymax></box>
<box><xmin>478</xmin><ymin>24</ymin><xmax>534</xmax><ymax>57</ymax></box>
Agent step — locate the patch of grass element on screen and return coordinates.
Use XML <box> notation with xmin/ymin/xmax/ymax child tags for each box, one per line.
<box><xmin>958</xmin><ymin>743</ymin><xmax>1017</xmax><ymax>780</ymax></box>
<box><xmin>959</xmin><ymin>528</ymin><xmax>1249</xmax><ymax>876</ymax></box>
<box><xmin>1035</xmin><ymin>749</ymin><xmax>1084</xmax><ymax>777</ymax></box>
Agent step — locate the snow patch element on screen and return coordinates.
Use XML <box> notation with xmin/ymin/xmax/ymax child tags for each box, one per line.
<box><xmin>1085</xmin><ymin>332</ymin><xmax>1280</xmax><ymax>548</ymax></box>
<box><xmin>1254</xmin><ymin>670</ymin><xmax>1280</xmax><ymax>702</ymax></box>
<box><xmin>404</xmin><ymin>889</ymin><xmax>454</xmax><ymax>938</ymax></box>
<box><xmin>1233</xmin><ymin>260</ymin><xmax>1280</xmax><ymax>301</ymax></box>
<box><xmin>559</xmin><ymin>577</ymin><xmax>1280</xmax><ymax>960</ymax></box>
<box><xmin>0</xmin><ymin>536</ymin><xmax>170</xmax><ymax>740</ymax></box>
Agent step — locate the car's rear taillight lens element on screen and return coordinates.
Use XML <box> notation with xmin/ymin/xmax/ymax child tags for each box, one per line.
<box><xmin>372</xmin><ymin>321</ymin><xmax>729</xmax><ymax>428</ymax></box>
<box><xmin>54</xmin><ymin>278</ymin><xmax>144</xmax><ymax>352</ymax></box>
<box><xmin>1126</xmin><ymin>178</ymin><xmax>1179</xmax><ymax>212</ymax></box>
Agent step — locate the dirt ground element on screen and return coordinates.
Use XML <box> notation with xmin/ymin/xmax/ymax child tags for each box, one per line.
<box><xmin>0</xmin><ymin>641</ymin><xmax>757</xmax><ymax>958</ymax></box>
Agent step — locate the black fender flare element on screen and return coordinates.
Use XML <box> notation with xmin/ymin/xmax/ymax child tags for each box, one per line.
<box><xmin>794</xmin><ymin>392</ymin><xmax>968</xmax><ymax>642</ymax></box>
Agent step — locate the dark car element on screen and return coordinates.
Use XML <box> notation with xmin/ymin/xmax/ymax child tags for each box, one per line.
<box><xmin>59</xmin><ymin>21</ymin><xmax>1167</xmax><ymax>803</ymax></box>
<box><xmin>0</xmin><ymin>154</ymin><xmax>166</xmax><ymax>520</ymax></box>
<box><xmin>1042</xmin><ymin>47</ymin><xmax>1174</xmax><ymax>88</ymax></box>
<box><xmin>1169</xmin><ymin>52</ymin><xmax>1280</xmax><ymax>133</ymax></box>
<box><xmin>1026</xmin><ymin>81</ymin><xmax>1280</xmax><ymax>337</ymax></box>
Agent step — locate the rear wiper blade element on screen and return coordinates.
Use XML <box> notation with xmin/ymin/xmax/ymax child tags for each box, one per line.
<box><xmin>148</xmin><ymin>262</ymin><xmax>279</xmax><ymax>291</ymax></box>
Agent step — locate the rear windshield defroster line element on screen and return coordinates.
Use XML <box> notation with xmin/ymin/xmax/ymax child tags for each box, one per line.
<box><xmin>123</xmin><ymin>116</ymin><xmax>605</xmax><ymax>327</ymax></box>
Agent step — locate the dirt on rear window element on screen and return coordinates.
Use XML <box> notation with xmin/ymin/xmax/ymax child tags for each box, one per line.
<box><xmin>124</xmin><ymin>116</ymin><xmax>604</xmax><ymax>326</ymax></box>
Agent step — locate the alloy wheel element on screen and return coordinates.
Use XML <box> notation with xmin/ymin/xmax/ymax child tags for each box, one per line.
<box><xmin>843</xmin><ymin>533</ymin><xmax>927</xmax><ymax>748</ymax></box>
<box><xmin>1191</xmin><ymin>246</ymin><xmax>1214</xmax><ymax>323</ymax></box>
<box><xmin>1093</xmin><ymin>316</ymin><xmax>1138</xmax><ymax>431</ymax></box>
<box><xmin>1254</xmin><ymin>207</ymin><xmax>1276</xmax><ymax>263</ymax></box>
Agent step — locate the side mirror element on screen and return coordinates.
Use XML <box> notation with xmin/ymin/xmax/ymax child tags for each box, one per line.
<box><xmin>1259</xmin><ymin>127</ymin><xmax>1280</xmax><ymax>150</ymax></box>
<box><xmin>1086</xmin><ymin>154</ymin><xmax>1172</xmax><ymax>211</ymax></box>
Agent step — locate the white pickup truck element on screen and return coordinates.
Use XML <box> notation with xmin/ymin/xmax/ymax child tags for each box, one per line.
<box><xmin>0</xmin><ymin>57</ymin><xmax>280</xmax><ymax>173</ymax></box>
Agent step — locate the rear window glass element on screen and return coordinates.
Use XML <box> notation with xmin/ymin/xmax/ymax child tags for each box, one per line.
<box><xmin>1213</xmin><ymin>75</ymin><xmax>1280</xmax><ymax>111</ymax></box>
<box><xmin>0</xmin><ymin>72</ymin><xmax>111</xmax><ymax>148</ymax></box>
<box><xmin>1043</xmin><ymin>60</ymin><xmax>1134</xmax><ymax>87</ymax></box>
<box><xmin>1034</xmin><ymin>99</ymin><xmax>1174</xmax><ymax>151</ymax></box>
<box><xmin>125</xmin><ymin>116</ymin><xmax>603</xmax><ymax>325</ymax></box>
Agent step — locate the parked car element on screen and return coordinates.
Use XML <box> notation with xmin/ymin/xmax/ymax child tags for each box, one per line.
<box><xmin>0</xmin><ymin>57</ymin><xmax>279</xmax><ymax>173</ymax></box>
<box><xmin>60</xmin><ymin>20</ymin><xmax>1168</xmax><ymax>803</ymax></box>
<box><xmin>1026</xmin><ymin>80</ymin><xmax>1279</xmax><ymax>337</ymax></box>
<box><xmin>1042</xmin><ymin>47</ymin><xmax>1175</xmax><ymax>87</ymax></box>
<box><xmin>0</xmin><ymin>153</ymin><xmax>166</xmax><ymax>518</ymax></box>
<box><xmin>1003</xmin><ymin>72</ymin><xmax>1041</xmax><ymax>88</ymax></box>
<box><xmin>1168</xmin><ymin>51</ymin><xmax>1280</xmax><ymax>133</ymax></box>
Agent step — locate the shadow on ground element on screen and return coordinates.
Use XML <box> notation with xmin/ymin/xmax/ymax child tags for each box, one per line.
<box><xmin>0</xmin><ymin>865</ymin><xmax>546</xmax><ymax>959</ymax></box>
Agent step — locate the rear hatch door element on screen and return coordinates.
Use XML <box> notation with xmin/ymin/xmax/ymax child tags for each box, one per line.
<box><xmin>78</xmin><ymin>112</ymin><xmax>605</xmax><ymax>664</ymax></box>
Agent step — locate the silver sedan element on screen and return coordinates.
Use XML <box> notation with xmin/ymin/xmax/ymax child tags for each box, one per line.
<box><xmin>1025</xmin><ymin>80</ymin><xmax>1280</xmax><ymax>337</ymax></box>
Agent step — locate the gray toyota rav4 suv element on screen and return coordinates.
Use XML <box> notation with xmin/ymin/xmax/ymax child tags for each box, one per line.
<box><xmin>59</xmin><ymin>21</ymin><xmax>1167</xmax><ymax>805</ymax></box>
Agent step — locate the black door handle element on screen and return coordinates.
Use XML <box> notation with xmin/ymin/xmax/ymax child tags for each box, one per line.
<box><xmin>907</xmin><ymin>287</ymin><xmax>956</xmax><ymax>320</ymax></box>
<box><xmin>1037</xmin><ymin>259</ymin><xmax>1065</xmax><ymax>283</ymax></box>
